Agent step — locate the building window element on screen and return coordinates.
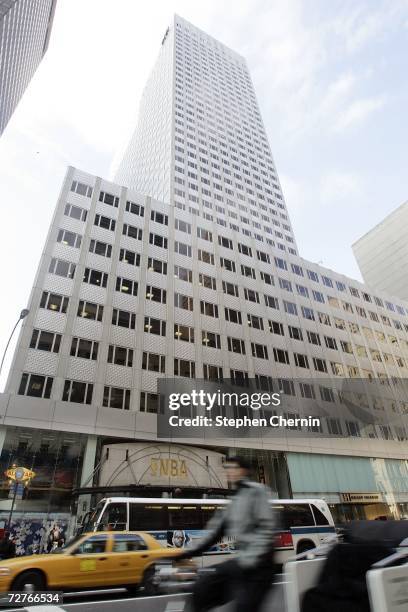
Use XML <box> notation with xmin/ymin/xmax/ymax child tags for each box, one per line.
<box><xmin>218</xmin><ymin>236</ymin><xmax>233</xmax><ymax>249</ymax></box>
<box><xmin>230</xmin><ymin>369</ymin><xmax>249</xmax><ymax>387</ymax></box>
<box><xmin>89</xmin><ymin>239</ymin><xmax>112</xmax><ymax>258</ymax></box>
<box><xmin>112</xmin><ymin>308</ymin><xmax>135</xmax><ymax>329</ymax></box>
<box><xmin>94</xmin><ymin>214</ymin><xmax>116</xmax><ymax>231</ymax></box>
<box><xmin>251</xmin><ymin>343</ymin><xmax>268</xmax><ymax>359</ymax></box>
<box><xmin>149</xmin><ymin>232</ymin><xmax>167</xmax><ymax>248</ymax></box>
<box><xmin>77</xmin><ymin>300</ymin><xmax>103</xmax><ymax>322</ymax></box>
<box><xmin>147</xmin><ymin>258</ymin><xmax>167</xmax><ymax>274</ymax></box>
<box><xmin>29</xmin><ymin>330</ymin><xmax>61</xmax><ymax>353</ymax></box>
<box><xmin>222</xmin><ymin>281</ymin><xmax>239</xmax><ymax>297</ymax></box>
<box><xmin>247</xmin><ymin>313</ymin><xmax>264</xmax><ymax>330</ymax></box>
<box><xmin>106</xmin><ymin>343</ymin><xmax>133</xmax><ymax>367</ymax></box>
<box><xmin>313</xmin><ymin>357</ymin><xmax>328</xmax><ymax>373</ymax></box>
<box><xmin>123</xmin><ymin>224</ymin><xmax>143</xmax><ymax>240</ymax></box>
<box><xmin>116</xmin><ymin>277</ymin><xmax>138</xmax><ymax>296</ymax></box>
<box><xmin>198</xmin><ymin>249</ymin><xmax>215</xmax><ymax>265</ymax></box>
<box><xmin>103</xmin><ymin>386</ymin><xmax>130</xmax><ymax>410</ymax></box>
<box><xmin>49</xmin><ymin>258</ymin><xmax>76</xmax><ymax>279</ymax></box>
<box><xmin>202</xmin><ymin>330</ymin><xmax>220</xmax><ymax>348</ymax></box>
<box><xmin>203</xmin><ymin>364</ymin><xmax>223</xmax><ymax>382</ymax></box>
<box><xmin>144</xmin><ymin>317</ymin><xmax>166</xmax><ymax>336</ymax></box>
<box><xmin>175</xmin><ymin>324</ymin><xmax>195</xmax><ymax>343</ymax></box>
<box><xmin>279</xmin><ymin>278</ymin><xmax>292</xmax><ymax>292</ymax></box>
<box><xmin>324</xmin><ymin>336</ymin><xmax>338</xmax><ymax>350</ymax></box>
<box><xmin>175</xmin><ymin>265</ymin><xmax>192</xmax><ymax>282</ymax></box>
<box><xmin>57</xmin><ymin>229</ymin><xmax>82</xmax><ymax>248</ymax></box>
<box><xmin>119</xmin><ymin>248</ymin><xmax>140</xmax><ymax>266</ymax></box>
<box><xmin>244</xmin><ymin>288</ymin><xmax>259</xmax><ymax>303</ymax></box>
<box><xmin>228</xmin><ymin>337</ymin><xmax>246</xmax><ymax>354</ymax></box>
<box><xmin>175</xmin><ymin>241</ymin><xmax>192</xmax><ymax>257</ymax></box>
<box><xmin>301</xmin><ymin>306</ymin><xmax>315</xmax><ymax>321</ymax></box>
<box><xmin>260</xmin><ymin>272</ymin><xmax>274</xmax><ymax>285</ymax></box>
<box><xmin>40</xmin><ymin>291</ymin><xmax>69</xmax><ymax>313</ymax></box>
<box><xmin>289</xmin><ymin>326</ymin><xmax>303</xmax><ymax>341</ymax></box>
<box><xmin>99</xmin><ymin>191</ymin><xmax>119</xmax><ymax>207</ymax></box>
<box><xmin>241</xmin><ymin>264</ymin><xmax>256</xmax><ymax>279</ymax></box>
<box><xmin>18</xmin><ymin>373</ymin><xmax>53</xmax><ymax>399</ymax></box>
<box><xmin>278</xmin><ymin>379</ymin><xmax>296</xmax><ymax>396</ymax></box>
<box><xmin>299</xmin><ymin>382</ymin><xmax>315</xmax><ymax>399</ymax></box>
<box><xmin>174</xmin><ymin>292</ymin><xmax>193</xmax><ymax>310</ymax></box>
<box><xmin>83</xmin><ymin>267</ymin><xmax>108</xmax><ymax>288</ymax></box>
<box><xmin>273</xmin><ymin>348</ymin><xmax>290</xmax><ymax>364</ymax></box>
<box><xmin>238</xmin><ymin>242</ymin><xmax>252</xmax><ymax>257</ymax></box>
<box><xmin>126</xmin><ymin>200</ymin><xmax>144</xmax><ymax>216</ymax></box>
<box><xmin>64</xmin><ymin>203</ymin><xmax>87</xmax><ymax>222</ymax></box>
<box><xmin>62</xmin><ymin>380</ymin><xmax>93</xmax><ymax>404</ymax></box>
<box><xmin>197</xmin><ymin>227</ymin><xmax>212</xmax><ymax>241</ymax></box>
<box><xmin>146</xmin><ymin>285</ymin><xmax>167</xmax><ymax>303</ymax></box>
<box><xmin>307</xmin><ymin>270</ymin><xmax>319</xmax><ymax>282</ymax></box>
<box><xmin>151</xmin><ymin>210</ymin><xmax>168</xmax><ymax>225</ymax></box>
<box><xmin>225</xmin><ymin>307</ymin><xmax>242</xmax><ymax>324</ymax></box>
<box><xmin>174</xmin><ymin>359</ymin><xmax>196</xmax><ymax>378</ymax></box>
<box><xmin>283</xmin><ymin>301</ymin><xmax>297</xmax><ymax>316</ymax></box>
<box><xmin>220</xmin><ymin>257</ymin><xmax>235</xmax><ymax>272</ymax></box>
<box><xmin>269</xmin><ymin>320</ymin><xmax>284</xmax><ymax>335</ymax></box>
<box><xmin>294</xmin><ymin>353</ymin><xmax>309</xmax><ymax>368</ymax></box>
<box><xmin>274</xmin><ymin>257</ymin><xmax>287</xmax><ymax>270</ymax></box>
<box><xmin>140</xmin><ymin>391</ymin><xmax>159</xmax><ymax>413</ymax></box>
<box><xmin>201</xmin><ymin>300</ymin><xmax>218</xmax><ymax>318</ymax></box>
<box><xmin>71</xmin><ymin>180</ymin><xmax>92</xmax><ymax>197</ymax></box>
<box><xmin>257</xmin><ymin>250</ymin><xmax>270</xmax><ymax>263</ymax></box>
<box><xmin>142</xmin><ymin>352</ymin><xmax>165</xmax><ymax>373</ymax></box>
<box><xmin>307</xmin><ymin>331</ymin><xmax>321</xmax><ymax>346</ymax></box>
<box><xmin>70</xmin><ymin>337</ymin><xmax>98</xmax><ymax>360</ymax></box>
<box><xmin>199</xmin><ymin>273</ymin><xmax>216</xmax><ymax>290</ymax></box>
<box><xmin>175</xmin><ymin>218</ymin><xmax>192</xmax><ymax>233</ymax></box>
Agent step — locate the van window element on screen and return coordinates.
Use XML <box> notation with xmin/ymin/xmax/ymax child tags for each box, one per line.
<box><xmin>129</xmin><ymin>503</ymin><xmax>167</xmax><ymax>530</ymax></box>
<box><xmin>100</xmin><ymin>502</ymin><xmax>127</xmax><ymax>530</ymax></box>
<box><xmin>168</xmin><ymin>505</ymin><xmax>202</xmax><ymax>530</ymax></box>
<box><xmin>311</xmin><ymin>504</ymin><xmax>329</xmax><ymax>525</ymax></box>
<box><xmin>281</xmin><ymin>504</ymin><xmax>314</xmax><ymax>528</ymax></box>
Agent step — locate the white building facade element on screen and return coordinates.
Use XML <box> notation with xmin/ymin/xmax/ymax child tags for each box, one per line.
<box><xmin>1</xmin><ymin>16</ymin><xmax>408</xmax><ymax>535</ymax></box>
<box><xmin>353</xmin><ymin>200</ymin><xmax>408</xmax><ymax>302</ymax></box>
<box><xmin>0</xmin><ymin>0</ymin><xmax>57</xmax><ymax>136</ymax></box>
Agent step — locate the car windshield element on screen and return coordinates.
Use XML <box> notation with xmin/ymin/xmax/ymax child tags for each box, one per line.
<box><xmin>51</xmin><ymin>535</ymin><xmax>83</xmax><ymax>554</ymax></box>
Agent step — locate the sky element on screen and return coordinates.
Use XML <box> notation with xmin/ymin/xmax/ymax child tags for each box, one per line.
<box><xmin>0</xmin><ymin>0</ymin><xmax>407</xmax><ymax>389</ymax></box>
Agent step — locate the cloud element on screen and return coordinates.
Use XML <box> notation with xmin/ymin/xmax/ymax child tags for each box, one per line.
<box><xmin>319</xmin><ymin>171</ymin><xmax>363</xmax><ymax>203</ymax></box>
<box><xmin>332</xmin><ymin>95</ymin><xmax>387</xmax><ymax>131</ymax></box>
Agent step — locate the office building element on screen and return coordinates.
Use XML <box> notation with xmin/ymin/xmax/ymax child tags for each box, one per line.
<box><xmin>0</xmin><ymin>0</ymin><xmax>57</xmax><ymax>136</ymax></box>
<box><xmin>353</xmin><ymin>201</ymin><xmax>408</xmax><ymax>301</ymax></box>
<box><xmin>1</xmin><ymin>16</ymin><xmax>408</xmax><ymax>540</ymax></box>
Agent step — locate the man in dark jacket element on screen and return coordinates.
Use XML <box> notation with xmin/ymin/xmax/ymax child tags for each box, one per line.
<box><xmin>0</xmin><ymin>531</ymin><xmax>15</xmax><ymax>560</ymax></box>
<box><xmin>177</xmin><ymin>456</ymin><xmax>276</xmax><ymax>612</ymax></box>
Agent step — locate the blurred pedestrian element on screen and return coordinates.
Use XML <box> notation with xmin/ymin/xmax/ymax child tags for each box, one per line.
<box><xmin>0</xmin><ymin>531</ymin><xmax>16</xmax><ymax>560</ymax></box>
<box><xmin>176</xmin><ymin>456</ymin><xmax>276</xmax><ymax>612</ymax></box>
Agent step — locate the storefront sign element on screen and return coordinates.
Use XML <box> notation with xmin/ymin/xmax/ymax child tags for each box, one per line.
<box><xmin>99</xmin><ymin>443</ymin><xmax>227</xmax><ymax>488</ymax></box>
<box><xmin>5</xmin><ymin>466</ymin><xmax>36</xmax><ymax>482</ymax></box>
<box><xmin>340</xmin><ymin>492</ymin><xmax>382</xmax><ymax>503</ymax></box>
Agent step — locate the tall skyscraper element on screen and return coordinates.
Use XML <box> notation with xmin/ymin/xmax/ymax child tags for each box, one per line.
<box><xmin>0</xmin><ymin>0</ymin><xmax>57</xmax><ymax>136</ymax></box>
<box><xmin>353</xmin><ymin>200</ymin><xmax>408</xmax><ymax>301</ymax></box>
<box><xmin>115</xmin><ymin>15</ymin><xmax>298</xmax><ymax>257</ymax></box>
<box><xmin>2</xmin><ymin>16</ymin><xmax>408</xmax><ymax>533</ymax></box>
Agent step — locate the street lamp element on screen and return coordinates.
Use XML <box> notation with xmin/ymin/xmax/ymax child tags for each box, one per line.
<box><xmin>0</xmin><ymin>308</ymin><xmax>29</xmax><ymax>380</ymax></box>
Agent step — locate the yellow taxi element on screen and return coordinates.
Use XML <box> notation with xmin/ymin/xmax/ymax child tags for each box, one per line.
<box><xmin>0</xmin><ymin>531</ymin><xmax>181</xmax><ymax>594</ymax></box>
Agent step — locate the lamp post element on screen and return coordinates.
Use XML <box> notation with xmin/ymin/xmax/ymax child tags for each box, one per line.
<box><xmin>0</xmin><ymin>309</ymin><xmax>29</xmax><ymax>380</ymax></box>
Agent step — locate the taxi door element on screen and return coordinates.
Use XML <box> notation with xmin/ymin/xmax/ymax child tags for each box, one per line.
<box><xmin>109</xmin><ymin>533</ymin><xmax>152</xmax><ymax>585</ymax></box>
<box><xmin>53</xmin><ymin>534</ymin><xmax>117</xmax><ymax>588</ymax></box>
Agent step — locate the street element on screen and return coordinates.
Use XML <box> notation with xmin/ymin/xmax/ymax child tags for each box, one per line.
<box><xmin>2</xmin><ymin>577</ymin><xmax>285</xmax><ymax>612</ymax></box>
